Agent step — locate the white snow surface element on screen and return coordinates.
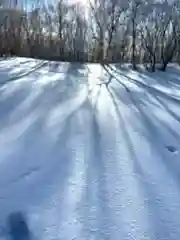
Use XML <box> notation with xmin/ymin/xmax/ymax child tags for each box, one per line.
<box><xmin>0</xmin><ymin>58</ymin><xmax>180</xmax><ymax>239</ymax></box>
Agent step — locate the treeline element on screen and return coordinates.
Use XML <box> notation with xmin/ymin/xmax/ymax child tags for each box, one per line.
<box><xmin>0</xmin><ymin>0</ymin><xmax>180</xmax><ymax>71</ymax></box>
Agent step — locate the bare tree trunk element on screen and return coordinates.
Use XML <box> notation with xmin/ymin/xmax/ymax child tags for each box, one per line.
<box><xmin>132</xmin><ymin>17</ymin><xmax>136</xmax><ymax>69</ymax></box>
<box><xmin>131</xmin><ymin>1</ymin><xmax>140</xmax><ymax>70</ymax></box>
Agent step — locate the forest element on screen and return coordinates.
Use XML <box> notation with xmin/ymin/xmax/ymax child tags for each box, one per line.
<box><xmin>0</xmin><ymin>0</ymin><xmax>180</xmax><ymax>71</ymax></box>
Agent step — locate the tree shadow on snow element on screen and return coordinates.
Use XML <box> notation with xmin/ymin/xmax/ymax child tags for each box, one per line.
<box><xmin>62</xmin><ymin>62</ymin><xmax>89</xmax><ymax>89</ymax></box>
<box><xmin>104</xmin><ymin>64</ymin><xmax>180</xmax><ymax>125</ymax></box>
<box><xmin>112</xmin><ymin>64</ymin><xmax>180</xmax><ymax>93</ymax></box>
<box><xmin>0</xmin><ymin>61</ymin><xmax>89</xmax><ymax>130</ymax></box>
<box><xmin>107</xmin><ymin>73</ymin><xmax>180</xmax><ymax>189</ymax></box>
<box><xmin>0</xmin><ymin>60</ymin><xmax>47</xmax><ymax>86</ymax></box>
<box><xmin>47</xmin><ymin>61</ymin><xmax>88</xmax><ymax>77</ymax></box>
<box><xmin>0</xmin><ymin>61</ymin><xmax>90</xmax><ymax>227</ymax></box>
<box><xmin>102</xmin><ymin>66</ymin><xmax>180</xmax><ymax>239</ymax></box>
<box><xmin>0</xmin><ymin>94</ymin><xmax>88</xmax><ymax>211</ymax></box>
<box><xmin>78</xmin><ymin>100</ymin><xmax>113</xmax><ymax>239</ymax></box>
<box><xmin>106</xmin><ymin>86</ymin><xmax>144</xmax><ymax>178</ymax></box>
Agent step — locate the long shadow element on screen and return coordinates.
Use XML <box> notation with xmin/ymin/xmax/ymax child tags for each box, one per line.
<box><xmin>107</xmin><ymin>65</ymin><xmax>180</xmax><ymax>130</ymax></box>
<box><xmin>45</xmin><ymin>62</ymin><xmax>89</xmax><ymax>106</ymax></box>
<box><xmin>106</xmin><ymin>85</ymin><xmax>169</xmax><ymax>239</ymax></box>
<box><xmin>0</xmin><ymin>94</ymin><xmax>88</xmax><ymax>229</ymax></box>
<box><xmin>0</xmin><ymin>61</ymin><xmax>48</xmax><ymax>86</ymax></box>
<box><xmin>152</xmin><ymin>94</ymin><xmax>180</xmax><ymax>124</ymax></box>
<box><xmin>7</xmin><ymin>212</ymin><xmax>32</xmax><ymax>240</ymax></box>
<box><xmin>0</xmin><ymin>61</ymin><xmax>89</xmax><ymax>133</ymax></box>
<box><xmin>0</xmin><ymin>83</ymin><xmax>35</xmax><ymax>128</ymax></box>
<box><xmin>106</xmin><ymin>86</ymin><xmax>144</xmax><ymax>178</ymax></box>
<box><xmin>102</xmin><ymin>65</ymin><xmax>180</xmax><ymax>149</ymax></box>
<box><xmin>0</xmin><ymin>61</ymin><xmax>90</xmax><ymax>128</ymax></box>
<box><xmin>93</xmin><ymin>85</ymin><xmax>102</xmax><ymax>109</ymax></box>
<box><xmin>49</xmin><ymin>62</ymin><xmax>89</xmax><ymax>109</ymax></box>
<box><xmin>47</xmin><ymin>61</ymin><xmax>60</xmax><ymax>72</ymax></box>
<box><xmin>0</xmin><ymin>61</ymin><xmax>89</xmax><ymax>126</ymax></box>
<box><xmin>102</xmin><ymin>64</ymin><xmax>131</xmax><ymax>93</ymax></box>
<box><xmin>112</xmin><ymin>77</ymin><xmax>180</xmax><ymax>190</ymax></box>
<box><xmin>81</xmin><ymin>100</ymin><xmax>112</xmax><ymax>239</ymax></box>
<box><xmin>0</xmin><ymin>59</ymin><xmax>33</xmax><ymax>71</ymax></box>
<box><xmin>88</xmin><ymin>84</ymin><xmax>102</xmax><ymax>111</ymax></box>
<box><xmin>122</xmin><ymin>74</ymin><xmax>180</xmax><ymax>125</ymax></box>
<box><xmin>105</xmin><ymin>64</ymin><xmax>180</xmax><ymax>104</ymax></box>
<box><xmin>152</xmin><ymin>65</ymin><xmax>180</xmax><ymax>88</ymax></box>
<box><xmin>107</xmin><ymin>80</ymin><xmax>180</xmax><ymax>239</ymax></box>
<box><xmin>124</xmin><ymin>93</ymin><xmax>180</xmax><ymax>239</ymax></box>
<box><xmin>60</xmin><ymin>60</ymin><xmax>89</xmax><ymax>78</ymax></box>
<box><xmin>114</xmin><ymin>64</ymin><xmax>180</xmax><ymax>99</ymax></box>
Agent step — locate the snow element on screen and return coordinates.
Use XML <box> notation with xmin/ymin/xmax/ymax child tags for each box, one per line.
<box><xmin>1</xmin><ymin>58</ymin><xmax>180</xmax><ymax>239</ymax></box>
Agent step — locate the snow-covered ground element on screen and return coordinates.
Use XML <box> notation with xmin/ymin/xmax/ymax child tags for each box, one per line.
<box><xmin>1</xmin><ymin>58</ymin><xmax>180</xmax><ymax>240</ymax></box>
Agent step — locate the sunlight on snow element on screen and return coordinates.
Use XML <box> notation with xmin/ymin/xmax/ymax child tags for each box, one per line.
<box><xmin>87</xmin><ymin>64</ymin><xmax>105</xmax><ymax>89</ymax></box>
<box><xmin>45</xmin><ymin>86</ymin><xmax>87</xmax><ymax>140</ymax></box>
<box><xmin>34</xmin><ymin>73</ymin><xmax>67</xmax><ymax>85</ymax></box>
<box><xmin>2</xmin><ymin>58</ymin><xmax>180</xmax><ymax>239</ymax></box>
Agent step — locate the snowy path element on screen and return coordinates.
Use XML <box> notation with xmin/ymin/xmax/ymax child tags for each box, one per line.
<box><xmin>1</xmin><ymin>59</ymin><xmax>180</xmax><ymax>239</ymax></box>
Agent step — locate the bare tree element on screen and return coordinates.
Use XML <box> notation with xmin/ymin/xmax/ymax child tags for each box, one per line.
<box><xmin>159</xmin><ymin>2</ymin><xmax>179</xmax><ymax>71</ymax></box>
<box><xmin>140</xmin><ymin>7</ymin><xmax>160</xmax><ymax>71</ymax></box>
<box><xmin>0</xmin><ymin>0</ymin><xmax>180</xmax><ymax>67</ymax></box>
<box><xmin>129</xmin><ymin>0</ymin><xmax>142</xmax><ymax>69</ymax></box>
<box><xmin>89</xmin><ymin>0</ymin><xmax>128</xmax><ymax>63</ymax></box>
